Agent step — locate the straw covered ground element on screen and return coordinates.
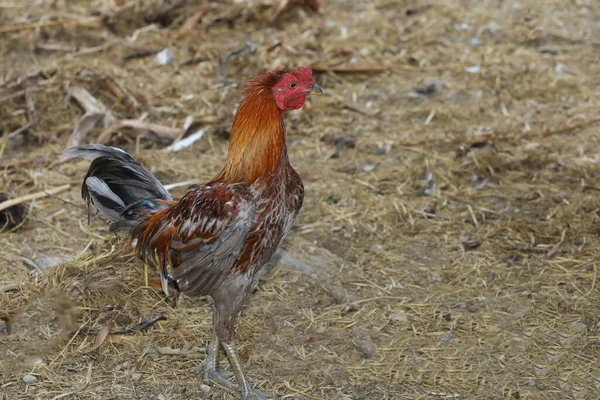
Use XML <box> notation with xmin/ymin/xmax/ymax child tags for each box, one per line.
<box><xmin>1</xmin><ymin>0</ymin><xmax>600</xmax><ymax>399</ymax></box>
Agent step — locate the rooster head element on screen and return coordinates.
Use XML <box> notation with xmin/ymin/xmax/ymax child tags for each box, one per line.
<box><xmin>272</xmin><ymin>67</ymin><xmax>322</xmax><ymax>112</ymax></box>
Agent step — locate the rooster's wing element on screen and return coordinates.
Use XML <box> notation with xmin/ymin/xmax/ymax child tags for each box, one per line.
<box><xmin>133</xmin><ymin>183</ymin><xmax>256</xmax><ymax>296</ymax></box>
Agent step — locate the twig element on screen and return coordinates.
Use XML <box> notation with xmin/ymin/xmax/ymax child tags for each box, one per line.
<box><xmin>122</xmin><ymin>49</ymin><xmax>161</xmax><ymax>64</ymax></box>
<box><xmin>398</xmin><ymin>118</ymin><xmax>600</xmax><ymax>148</ymax></box>
<box><xmin>34</xmin><ymin>42</ymin><xmax>76</xmax><ymax>53</ymax></box>
<box><xmin>164</xmin><ymin>179</ymin><xmax>202</xmax><ymax>190</ymax></box>
<box><xmin>25</xmin><ymin>86</ymin><xmax>36</xmax><ymax>125</ymax></box>
<box><xmin>100</xmin><ymin>74</ymin><xmax>140</xmax><ymax>108</ymax></box>
<box><xmin>72</xmin><ymin>315</ymin><xmax>167</xmax><ymax>336</ymax></box>
<box><xmin>268</xmin><ymin>0</ymin><xmax>323</xmax><ymax>22</ymax></box>
<box><xmin>0</xmin><ymin>18</ymin><xmax>100</xmax><ymax>34</ymax></box>
<box><xmin>7</xmin><ymin>121</ymin><xmax>33</xmax><ymax>138</ymax></box>
<box><xmin>0</xmin><ymin>156</ymin><xmax>51</xmax><ymax>174</ymax></box>
<box><xmin>97</xmin><ymin>119</ymin><xmax>182</xmax><ymax>145</ymax></box>
<box><xmin>216</xmin><ymin>41</ymin><xmax>257</xmax><ymax>83</ymax></box>
<box><xmin>19</xmin><ymin>256</ymin><xmax>43</xmax><ymax>273</ymax></box>
<box><xmin>0</xmin><ymin>283</ymin><xmax>24</xmax><ymax>293</ymax></box>
<box><xmin>547</xmin><ymin>228</ymin><xmax>567</xmax><ymax>257</ymax></box>
<box><xmin>156</xmin><ymin>346</ymin><xmax>206</xmax><ymax>358</ymax></box>
<box><xmin>0</xmin><ymin>184</ymin><xmax>71</xmax><ymax>212</ymax></box>
<box><xmin>50</xmin><ymin>362</ymin><xmax>93</xmax><ymax>400</ymax></box>
<box><xmin>342</xmin><ymin>103</ymin><xmax>379</xmax><ymax>117</ymax></box>
<box><xmin>179</xmin><ymin>56</ymin><xmax>207</xmax><ymax>67</ymax></box>
<box><xmin>165</xmin><ymin>127</ymin><xmax>208</xmax><ymax>152</ymax></box>
<box><xmin>0</xmin><ymin>87</ymin><xmax>40</xmax><ymax>104</ymax></box>
<box><xmin>331</xmin><ymin>93</ymin><xmax>379</xmax><ymax>117</ymax></box>
<box><xmin>7</xmin><ymin>87</ymin><xmax>38</xmax><ymax>141</ymax></box>
<box><xmin>68</xmin><ymin>42</ymin><xmax>114</xmax><ymax>59</ymax></box>
<box><xmin>146</xmin><ymin>0</ymin><xmax>189</xmax><ymax>24</ymax></box>
<box><xmin>66</xmin><ymin>87</ymin><xmax>108</xmax><ymax>148</ymax></box>
<box><xmin>44</xmin><ymin>191</ymin><xmax>86</xmax><ymax>210</ymax></box>
<box><xmin>311</xmin><ymin>63</ymin><xmax>388</xmax><ymax>74</ymax></box>
<box><xmin>172</xmin><ymin>4</ymin><xmax>207</xmax><ymax>41</ymax></box>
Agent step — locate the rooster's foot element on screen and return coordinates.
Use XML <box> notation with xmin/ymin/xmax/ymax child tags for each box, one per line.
<box><xmin>202</xmin><ymin>361</ymin><xmax>238</xmax><ymax>390</ymax></box>
<box><xmin>242</xmin><ymin>387</ymin><xmax>278</xmax><ymax>400</ymax></box>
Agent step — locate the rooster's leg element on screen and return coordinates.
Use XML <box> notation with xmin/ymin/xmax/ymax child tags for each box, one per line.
<box><xmin>221</xmin><ymin>341</ymin><xmax>275</xmax><ymax>399</ymax></box>
<box><xmin>212</xmin><ymin>278</ymin><xmax>275</xmax><ymax>400</ymax></box>
<box><xmin>201</xmin><ymin>317</ymin><xmax>236</xmax><ymax>389</ymax></box>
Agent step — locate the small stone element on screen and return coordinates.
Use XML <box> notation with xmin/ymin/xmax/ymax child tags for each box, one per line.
<box><xmin>388</xmin><ymin>313</ymin><xmax>408</xmax><ymax>322</ymax></box>
<box><xmin>465</xmin><ymin>65</ymin><xmax>481</xmax><ymax>74</ymax></box>
<box><xmin>23</xmin><ymin>374</ymin><xmax>38</xmax><ymax>384</ymax></box>
<box><xmin>438</xmin><ymin>332</ymin><xmax>452</xmax><ymax>346</ymax></box>
<box><xmin>354</xmin><ymin>339</ymin><xmax>376</xmax><ymax>359</ymax></box>
<box><xmin>414</xmin><ymin>80</ymin><xmax>442</xmax><ymax>95</ymax></box>
<box><xmin>371</xmin><ymin>147</ymin><xmax>386</xmax><ymax>155</ymax></box>
<box><xmin>143</xmin><ymin>346</ymin><xmax>161</xmax><ymax>360</ymax></box>
<box><xmin>36</xmin><ymin>255</ymin><xmax>66</xmax><ymax>270</ymax></box>
<box><xmin>156</xmin><ymin>48</ymin><xmax>172</xmax><ymax>66</ymax></box>
<box><xmin>325</xmin><ymin>284</ymin><xmax>358</xmax><ymax>304</ymax></box>
<box><xmin>570</xmin><ymin>321</ymin><xmax>587</xmax><ymax>332</ymax></box>
<box><xmin>24</xmin><ymin>356</ymin><xmax>44</xmax><ymax>366</ymax></box>
<box><xmin>462</xmin><ymin>241</ymin><xmax>481</xmax><ymax>250</ymax></box>
<box><xmin>486</xmin><ymin>21</ymin><xmax>501</xmax><ymax>34</ymax></box>
<box><xmin>157</xmin><ymin>395</ymin><xmax>166</xmax><ymax>400</ymax></box>
<box><xmin>363</xmin><ymin>165</ymin><xmax>375</xmax><ymax>172</ymax></box>
<box><xmin>333</xmin><ymin>134</ymin><xmax>356</xmax><ymax>150</ymax></box>
<box><xmin>132</xmin><ymin>373</ymin><xmax>142</xmax><ymax>381</ymax></box>
<box><xmin>200</xmin><ymin>384</ymin><xmax>211</xmax><ymax>394</ymax></box>
<box><xmin>546</xmin><ymin>352</ymin><xmax>560</xmax><ymax>363</ymax></box>
<box><xmin>7</xmin><ymin>131</ymin><xmax>25</xmax><ymax>147</ymax></box>
<box><xmin>534</xmin><ymin>368</ymin><xmax>548</xmax><ymax>377</ymax></box>
<box><xmin>560</xmin><ymin>337</ymin><xmax>573</xmax><ymax>346</ymax></box>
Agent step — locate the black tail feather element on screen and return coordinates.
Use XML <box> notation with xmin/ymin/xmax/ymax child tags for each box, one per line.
<box><xmin>64</xmin><ymin>144</ymin><xmax>172</xmax><ymax>231</ymax></box>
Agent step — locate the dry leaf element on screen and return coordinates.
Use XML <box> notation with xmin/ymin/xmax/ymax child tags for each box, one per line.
<box><xmin>107</xmin><ymin>335</ymin><xmax>122</xmax><ymax>344</ymax></box>
<box><xmin>172</xmin><ymin>6</ymin><xmax>206</xmax><ymax>41</ymax></box>
<box><xmin>97</xmin><ymin>120</ymin><xmax>183</xmax><ymax>145</ymax></box>
<box><xmin>87</xmin><ymin>320</ymin><xmax>113</xmax><ymax>352</ymax></box>
<box><xmin>100</xmin><ymin>74</ymin><xmax>142</xmax><ymax>108</ymax></box>
<box><xmin>177</xmin><ymin>328</ymin><xmax>191</xmax><ymax>337</ymax></box>
<box><xmin>268</xmin><ymin>0</ymin><xmax>323</xmax><ymax>22</ymax></box>
<box><xmin>148</xmin><ymin>276</ymin><xmax>163</xmax><ymax>291</ymax></box>
<box><xmin>67</xmin><ymin>87</ymin><xmax>111</xmax><ymax>149</ymax></box>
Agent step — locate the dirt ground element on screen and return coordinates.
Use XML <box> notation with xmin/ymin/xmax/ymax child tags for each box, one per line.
<box><xmin>1</xmin><ymin>0</ymin><xmax>600</xmax><ymax>399</ymax></box>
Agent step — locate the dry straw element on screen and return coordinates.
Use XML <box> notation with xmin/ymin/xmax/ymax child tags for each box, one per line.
<box><xmin>1</xmin><ymin>0</ymin><xmax>599</xmax><ymax>399</ymax></box>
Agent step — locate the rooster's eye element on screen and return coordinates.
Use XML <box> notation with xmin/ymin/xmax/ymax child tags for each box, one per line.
<box><xmin>288</xmin><ymin>82</ymin><xmax>297</xmax><ymax>89</ymax></box>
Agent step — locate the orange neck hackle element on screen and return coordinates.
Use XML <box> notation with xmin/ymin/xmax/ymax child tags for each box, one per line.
<box><xmin>212</xmin><ymin>70</ymin><xmax>289</xmax><ymax>186</ymax></box>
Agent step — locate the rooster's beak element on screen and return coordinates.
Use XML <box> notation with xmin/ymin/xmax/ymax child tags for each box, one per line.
<box><xmin>309</xmin><ymin>84</ymin><xmax>323</xmax><ymax>95</ymax></box>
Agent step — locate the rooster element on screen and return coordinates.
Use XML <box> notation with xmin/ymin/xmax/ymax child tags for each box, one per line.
<box><xmin>64</xmin><ymin>67</ymin><xmax>322</xmax><ymax>400</ymax></box>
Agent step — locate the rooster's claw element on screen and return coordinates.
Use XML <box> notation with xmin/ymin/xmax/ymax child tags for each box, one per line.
<box><xmin>242</xmin><ymin>387</ymin><xmax>278</xmax><ymax>400</ymax></box>
<box><xmin>202</xmin><ymin>361</ymin><xmax>238</xmax><ymax>390</ymax></box>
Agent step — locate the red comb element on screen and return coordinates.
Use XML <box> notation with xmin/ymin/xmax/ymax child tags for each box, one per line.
<box><xmin>296</xmin><ymin>67</ymin><xmax>313</xmax><ymax>81</ymax></box>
